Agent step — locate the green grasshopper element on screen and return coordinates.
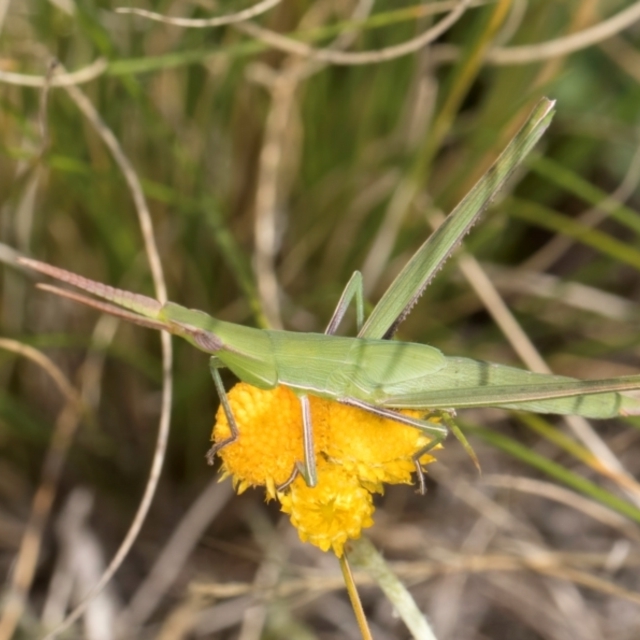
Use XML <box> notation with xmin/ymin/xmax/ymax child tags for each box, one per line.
<box><xmin>18</xmin><ymin>98</ymin><xmax>640</xmax><ymax>490</ymax></box>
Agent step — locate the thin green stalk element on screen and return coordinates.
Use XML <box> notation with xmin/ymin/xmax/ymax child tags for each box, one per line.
<box><xmin>339</xmin><ymin>553</ymin><xmax>373</xmax><ymax>640</ymax></box>
<box><xmin>505</xmin><ymin>196</ymin><xmax>640</xmax><ymax>271</ymax></box>
<box><xmin>349</xmin><ymin>537</ymin><xmax>439</xmax><ymax>640</ymax></box>
<box><xmin>419</xmin><ymin>0</ymin><xmax>514</xmax><ymax>175</ymax></box>
<box><xmin>468</xmin><ymin>425</ymin><xmax>640</xmax><ymax>524</ymax></box>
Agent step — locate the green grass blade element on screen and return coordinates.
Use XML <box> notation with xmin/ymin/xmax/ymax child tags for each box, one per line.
<box><xmin>468</xmin><ymin>426</ymin><xmax>640</xmax><ymax>525</ymax></box>
<box><xmin>518</xmin><ymin>412</ymin><xmax>609</xmax><ymax>466</ymax></box>
<box><xmin>506</xmin><ymin>197</ymin><xmax>640</xmax><ymax>271</ymax></box>
<box><xmin>360</xmin><ymin>97</ymin><xmax>556</xmax><ymax>340</ymax></box>
<box><xmin>530</xmin><ymin>156</ymin><xmax>640</xmax><ymax>236</ymax></box>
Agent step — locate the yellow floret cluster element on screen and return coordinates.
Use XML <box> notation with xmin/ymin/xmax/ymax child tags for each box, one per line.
<box><xmin>212</xmin><ymin>383</ymin><xmax>441</xmax><ymax>556</ymax></box>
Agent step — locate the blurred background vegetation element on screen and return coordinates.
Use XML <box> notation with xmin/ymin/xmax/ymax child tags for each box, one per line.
<box><xmin>2</xmin><ymin>0</ymin><xmax>640</xmax><ymax>638</ymax></box>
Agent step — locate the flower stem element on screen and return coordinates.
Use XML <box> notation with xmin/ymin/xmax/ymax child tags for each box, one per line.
<box><xmin>349</xmin><ymin>536</ymin><xmax>439</xmax><ymax>640</ymax></box>
<box><xmin>339</xmin><ymin>553</ymin><xmax>373</xmax><ymax>640</ymax></box>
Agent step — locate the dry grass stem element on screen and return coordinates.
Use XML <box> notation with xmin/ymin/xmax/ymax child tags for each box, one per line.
<box><xmin>488</xmin><ymin>1</ymin><xmax>640</xmax><ymax>64</ymax></box>
<box><xmin>0</xmin><ymin>58</ymin><xmax>107</xmax><ymax>87</ymax></box>
<box><xmin>482</xmin><ymin>474</ymin><xmax>640</xmax><ymax>542</ymax></box>
<box><xmin>483</xmin><ymin>265</ymin><xmax>640</xmax><ymax>322</ymax></box>
<box><xmin>0</xmin><ymin>357</ymin><xmax>84</xmax><ymax>640</ymax></box>
<box><xmin>116</xmin><ymin>0</ymin><xmax>282</xmax><ymax>28</ymax></box>
<box><xmin>42</xmin><ymin>489</ymin><xmax>120</xmax><ymax>640</ymax></box>
<box><xmin>190</xmin><ymin>550</ymin><xmax>640</xmax><ymax>603</ymax></box>
<box><xmin>235</xmin><ymin>0</ymin><xmax>473</xmax><ymax>66</ymax></box>
<box><xmin>120</xmin><ymin>480</ymin><xmax>234</xmax><ymax>630</ymax></box>
<box><xmin>39</xmin><ymin>77</ymin><xmax>174</xmax><ymax>640</ymax></box>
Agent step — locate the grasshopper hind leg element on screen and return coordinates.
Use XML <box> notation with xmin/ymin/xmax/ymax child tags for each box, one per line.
<box><xmin>339</xmin><ymin>397</ymin><xmax>452</xmax><ymax>493</ymax></box>
<box><xmin>207</xmin><ymin>358</ymin><xmax>319</xmax><ymax>492</ymax></box>
<box><xmin>325</xmin><ymin>271</ymin><xmax>364</xmax><ymax>335</ymax></box>
<box><xmin>278</xmin><ymin>394</ymin><xmax>318</xmax><ymax>491</ymax></box>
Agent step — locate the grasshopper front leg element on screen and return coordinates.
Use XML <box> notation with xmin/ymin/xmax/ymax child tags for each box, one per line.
<box><xmin>325</xmin><ymin>271</ymin><xmax>364</xmax><ymax>335</ymax></box>
<box><xmin>207</xmin><ymin>357</ymin><xmax>319</xmax><ymax>490</ymax></box>
<box><xmin>206</xmin><ymin>356</ymin><xmax>239</xmax><ymax>465</ymax></box>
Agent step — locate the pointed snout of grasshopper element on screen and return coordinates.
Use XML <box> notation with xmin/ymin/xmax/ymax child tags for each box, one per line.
<box><xmin>18</xmin><ymin>257</ymin><xmax>163</xmax><ymax>317</ymax></box>
<box><xmin>35</xmin><ymin>283</ymin><xmax>171</xmax><ymax>333</ymax></box>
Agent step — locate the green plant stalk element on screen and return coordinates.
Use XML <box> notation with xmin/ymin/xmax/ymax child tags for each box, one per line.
<box><xmin>468</xmin><ymin>425</ymin><xmax>640</xmax><ymax>524</ymax></box>
<box><xmin>505</xmin><ymin>196</ymin><xmax>640</xmax><ymax>271</ymax></box>
<box><xmin>339</xmin><ymin>553</ymin><xmax>374</xmax><ymax>640</ymax></box>
<box><xmin>106</xmin><ymin>3</ymin><xmax>472</xmax><ymax>77</ymax></box>
<box><xmin>518</xmin><ymin>412</ymin><xmax>605</xmax><ymax>467</ymax></box>
<box><xmin>349</xmin><ymin>537</ymin><xmax>439</xmax><ymax>640</ymax></box>
<box><xmin>531</xmin><ymin>156</ymin><xmax>640</xmax><ymax>235</ymax></box>
<box><xmin>418</xmin><ymin>0</ymin><xmax>513</xmax><ymax>177</ymax></box>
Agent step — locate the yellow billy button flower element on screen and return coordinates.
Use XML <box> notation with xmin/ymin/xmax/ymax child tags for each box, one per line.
<box><xmin>278</xmin><ymin>459</ymin><xmax>374</xmax><ymax>556</ymax></box>
<box><xmin>211</xmin><ymin>382</ymin><xmax>441</xmax><ymax>555</ymax></box>
<box><xmin>212</xmin><ymin>384</ymin><xmax>320</xmax><ymax>498</ymax></box>
<box><xmin>319</xmin><ymin>400</ymin><xmax>439</xmax><ymax>491</ymax></box>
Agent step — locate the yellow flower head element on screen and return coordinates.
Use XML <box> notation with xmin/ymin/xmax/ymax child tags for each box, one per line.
<box><xmin>211</xmin><ymin>382</ymin><xmax>443</xmax><ymax>553</ymax></box>
<box><xmin>278</xmin><ymin>459</ymin><xmax>374</xmax><ymax>556</ymax></box>
<box><xmin>212</xmin><ymin>384</ymin><xmax>311</xmax><ymax>498</ymax></box>
<box><xmin>320</xmin><ymin>401</ymin><xmax>439</xmax><ymax>489</ymax></box>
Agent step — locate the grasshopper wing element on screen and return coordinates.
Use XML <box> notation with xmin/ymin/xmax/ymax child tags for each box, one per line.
<box><xmin>384</xmin><ymin>356</ymin><xmax>640</xmax><ymax>418</ymax></box>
